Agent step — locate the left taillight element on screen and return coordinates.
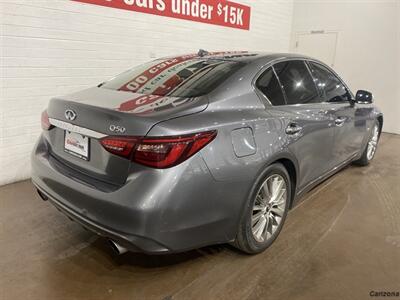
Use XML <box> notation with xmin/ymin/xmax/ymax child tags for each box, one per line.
<box><xmin>41</xmin><ymin>110</ymin><xmax>51</xmax><ymax>130</ymax></box>
<box><xmin>100</xmin><ymin>131</ymin><xmax>217</xmax><ymax>169</ymax></box>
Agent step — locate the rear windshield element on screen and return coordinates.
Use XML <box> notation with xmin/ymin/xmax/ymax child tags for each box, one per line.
<box><xmin>100</xmin><ymin>58</ymin><xmax>245</xmax><ymax>97</ymax></box>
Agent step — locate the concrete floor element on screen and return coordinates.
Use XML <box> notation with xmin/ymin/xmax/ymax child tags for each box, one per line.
<box><xmin>1</xmin><ymin>134</ymin><xmax>399</xmax><ymax>300</ymax></box>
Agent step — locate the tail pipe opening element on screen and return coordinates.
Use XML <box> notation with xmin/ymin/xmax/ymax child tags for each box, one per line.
<box><xmin>108</xmin><ymin>240</ymin><xmax>128</xmax><ymax>255</ymax></box>
<box><xmin>37</xmin><ymin>189</ymin><xmax>48</xmax><ymax>201</ymax></box>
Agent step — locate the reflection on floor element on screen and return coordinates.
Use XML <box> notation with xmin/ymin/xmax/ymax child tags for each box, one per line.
<box><xmin>1</xmin><ymin>134</ymin><xmax>399</xmax><ymax>300</ymax></box>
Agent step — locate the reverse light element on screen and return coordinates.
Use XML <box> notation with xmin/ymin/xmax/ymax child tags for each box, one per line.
<box><xmin>100</xmin><ymin>131</ymin><xmax>217</xmax><ymax>169</ymax></box>
<box><xmin>41</xmin><ymin>110</ymin><xmax>51</xmax><ymax>130</ymax></box>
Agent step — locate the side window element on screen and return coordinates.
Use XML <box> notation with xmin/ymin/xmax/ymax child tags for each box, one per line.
<box><xmin>255</xmin><ymin>68</ymin><xmax>286</xmax><ymax>106</ymax></box>
<box><xmin>274</xmin><ymin>60</ymin><xmax>320</xmax><ymax>105</ymax></box>
<box><xmin>309</xmin><ymin>62</ymin><xmax>351</xmax><ymax>103</ymax></box>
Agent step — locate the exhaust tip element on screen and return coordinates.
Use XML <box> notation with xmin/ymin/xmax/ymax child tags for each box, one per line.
<box><xmin>37</xmin><ymin>189</ymin><xmax>48</xmax><ymax>201</ymax></box>
<box><xmin>108</xmin><ymin>240</ymin><xmax>128</xmax><ymax>255</ymax></box>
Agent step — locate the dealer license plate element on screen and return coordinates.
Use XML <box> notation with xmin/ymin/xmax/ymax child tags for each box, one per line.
<box><xmin>64</xmin><ymin>131</ymin><xmax>90</xmax><ymax>161</ymax></box>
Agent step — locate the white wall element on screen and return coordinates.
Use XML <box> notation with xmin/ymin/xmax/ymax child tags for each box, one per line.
<box><xmin>397</xmin><ymin>1</ymin><xmax>400</xmax><ymax>113</ymax></box>
<box><xmin>291</xmin><ymin>0</ymin><xmax>400</xmax><ymax>135</ymax></box>
<box><xmin>0</xmin><ymin>0</ymin><xmax>294</xmax><ymax>186</ymax></box>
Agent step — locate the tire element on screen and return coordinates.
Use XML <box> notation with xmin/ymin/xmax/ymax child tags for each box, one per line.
<box><xmin>234</xmin><ymin>163</ymin><xmax>291</xmax><ymax>254</ymax></box>
<box><xmin>354</xmin><ymin>120</ymin><xmax>380</xmax><ymax>166</ymax></box>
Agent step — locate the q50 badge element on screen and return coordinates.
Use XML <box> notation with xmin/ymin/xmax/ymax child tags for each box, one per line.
<box><xmin>109</xmin><ymin>125</ymin><xmax>126</xmax><ymax>134</ymax></box>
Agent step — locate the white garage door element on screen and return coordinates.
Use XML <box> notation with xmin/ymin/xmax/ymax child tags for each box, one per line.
<box><xmin>294</xmin><ymin>32</ymin><xmax>338</xmax><ymax>67</ymax></box>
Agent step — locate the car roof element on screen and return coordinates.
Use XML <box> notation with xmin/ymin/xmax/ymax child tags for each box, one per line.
<box><xmin>160</xmin><ymin>51</ymin><xmax>313</xmax><ymax>64</ymax></box>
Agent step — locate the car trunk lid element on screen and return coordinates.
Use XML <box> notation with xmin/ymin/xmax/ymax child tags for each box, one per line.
<box><xmin>45</xmin><ymin>87</ymin><xmax>208</xmax><ymax>186</ymax></box>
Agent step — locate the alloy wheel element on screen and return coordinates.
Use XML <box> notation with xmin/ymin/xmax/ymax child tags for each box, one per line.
<box><xmin>367</xmin><ymin>124</ymin><xmax>379</xmax><ymax>161</ymax></box>
<box><xmin>251</xmin><ymin>174</ymin><xmax>287</xmax><ymax>243</ymax></box>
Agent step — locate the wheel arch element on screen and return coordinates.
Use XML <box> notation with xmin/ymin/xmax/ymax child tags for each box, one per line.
<box><xmin>234</xmin><ymin>153</ymin><xmax>299</xmax><ymax>253</ymax></box>
<box><xmin>377</xmin><ymin>115</ymin><xmax>383</xmax><ymax>135</ymax></box>
<box><xmin>274</xmin><ymin>158</ymin><xmax>297</xmax><ymax>209</ymax></box>
<box><xmin>256</xmin><ymin>152</ymin><xmax>299</xmax><ymax>209</ymax></box>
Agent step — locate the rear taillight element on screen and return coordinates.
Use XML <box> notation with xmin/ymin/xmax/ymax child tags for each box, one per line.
<box><xmin>41</xmin><ymin>110</ymin><xmax>51</xmax><ymax>130</ymax></box>
<box><xmin>100</xmin><ymin>131</ymin><xmax>217</xmax><ymax>169</ymax></box>
<box><xmin>100</xmin><ymin>137</ymin><xmax>138</xmax><ymax>158</ymax></box>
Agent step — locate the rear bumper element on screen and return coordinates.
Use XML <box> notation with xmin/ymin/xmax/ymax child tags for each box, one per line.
<box><xmin>31</xmin><ymin>134</ymin><xmax>248</xmax><ymax>254</ymax></box>
<box><xmin>33</xmin><ymin>182</ymin><xmax>168</xmax><ymax>253</ymax></box>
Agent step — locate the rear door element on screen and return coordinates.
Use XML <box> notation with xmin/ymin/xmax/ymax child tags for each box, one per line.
<box><xmin>307</xmin><ymin>61</ymin><xmax>367</xmax><ymax>164</ymax></box>
<box><xmin>257</xmin><ymin>60</ymin><xmax>336</xmax><ymax>190</ymax></box>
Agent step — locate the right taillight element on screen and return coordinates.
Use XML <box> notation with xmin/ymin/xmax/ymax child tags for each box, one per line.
<box><xmin>41</xmin><ymin>110</ymin><xmax>51</xmax><ymax>130</ymax></box>
<box><xmin>100</xmin><ymin>131</ymin><xmax>217</xmax><ymax>169</ymax></box>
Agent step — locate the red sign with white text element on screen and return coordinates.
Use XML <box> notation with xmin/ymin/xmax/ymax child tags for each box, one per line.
<box><xmin>72</xmin><ymin>0</ymin><xmax>251</xmax><ymax>30</ymax></box>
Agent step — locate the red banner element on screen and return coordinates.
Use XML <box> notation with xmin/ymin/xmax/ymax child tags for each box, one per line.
<box><xmin>72</xmin><ymin>0</ymin><xmax>251</xmax><ymax>30</ymax></box>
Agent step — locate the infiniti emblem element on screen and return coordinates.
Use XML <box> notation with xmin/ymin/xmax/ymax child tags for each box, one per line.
<box><xmin>65</xmin><ymin>109</ymin><xmax>77</xmax><ymax>121</ymax></box>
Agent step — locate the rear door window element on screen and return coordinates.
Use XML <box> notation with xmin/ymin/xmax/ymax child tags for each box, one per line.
<box><xmin>308</xmin><ymin>62</ymin><xmax>352</xmax><ymax>103</ymax></box>
<box><xmin>273</xmin><ymin>60</ymin><xmax>320</xmax><ymax>105</ymax></box>
<box><xmin>255</xmin><ymin>68</ymin><xmax>286</xmax><ymax>106</ymax></box>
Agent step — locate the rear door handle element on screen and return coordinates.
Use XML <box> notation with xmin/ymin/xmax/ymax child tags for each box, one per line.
<box><xmin>286</xmin><ymin>123</ymin><xmax>302</xmax><ymax>135</ymax></box>
<box><xmin>335</xmin><ymin>117</ymin><xmax>346</xmax><ymax>127</ymax></box>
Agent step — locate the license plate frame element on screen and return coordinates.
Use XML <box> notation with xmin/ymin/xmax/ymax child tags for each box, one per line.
<box><xmin>64</xmin><ymin>131</ymin><xmax>90</xmax><ymax>161</ymax></box>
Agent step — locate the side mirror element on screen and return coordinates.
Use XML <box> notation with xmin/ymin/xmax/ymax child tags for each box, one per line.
<box><xmin>355</xmin><ymin>90</ymin><xmax>373</xmax><ymax>104</ymax></box>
